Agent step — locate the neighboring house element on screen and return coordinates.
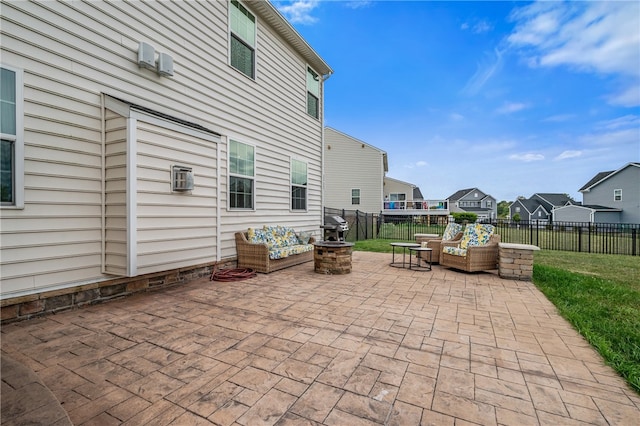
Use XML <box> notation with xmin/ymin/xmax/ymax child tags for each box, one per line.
<box><xmin>448</xmin><ymin>188</ymin><xmax>497</xmax><ymax>220</ymax></box>
<box><xmin>323</xmin><ymin>127</ymin><xmax>388</xmax><ymax>213</ymax></box>
<box><xmin>556</xmin><ymin>162</ymin><xmax>639</xmax><ymax>224</ymax></box>
<box><xmin>509</xmin><ymin>193</ymin><xmax>574</xmax><ymax>222</ymax></box>
<box><xmin>0</xmin><ymin>1</ymin><xmax>331</xmax><ymax>310</ymax></box>
<box><xmin>384</xmin><ymin>176</ymin><xmax>422</xmax><ymax>210</ymax></box>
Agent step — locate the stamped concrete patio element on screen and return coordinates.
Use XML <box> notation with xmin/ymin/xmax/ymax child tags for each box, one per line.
<box><xmin>2</xmin><ymin>251</ymin><xmax>639</xmax><ymax>425</ymax></box>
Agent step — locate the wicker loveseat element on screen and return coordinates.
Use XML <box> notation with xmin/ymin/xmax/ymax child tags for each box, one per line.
<box><xmin>440</xmin><ymin>223</ymin><xmax>500</xmax><ymax>272</ymax></box>
<box><xmin>235</xmin><ymin>226</ymin><xmax>315</xmax><ymax>273</ymax></box>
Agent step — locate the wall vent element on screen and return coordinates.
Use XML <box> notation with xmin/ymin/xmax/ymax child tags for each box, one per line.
<box><xmin>172</xmin><ymin>166</ymin><xmax>194</xmax><ymax>192</ymax></box>
<box><xmin>138</xmin><ymin>41</ymin><xmax>156</xmax><ymax>69</ymax></box>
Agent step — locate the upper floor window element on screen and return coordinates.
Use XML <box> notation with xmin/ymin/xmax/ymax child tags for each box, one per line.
<box><xmin>230</xmin><ymin>0</ymin><xmax>255</xmax><ymax>79</ymax></box>
<box><xmin>1</xmin><ymin>65</ymin><xmax>23</xmax><ymax>208</ymax></box>
<box><xmin>229</xmin><ymin>140</ymin><xmax>254</xmax><ymax>209</ymax></box>
<box><xmin>306</xmin><ymin>67</ymin><xmax>319</xmax><ymax>118</ymax></box>
<box><xmin>486</xmin><ymin>200</ymin><xmax>492</xmax><ymax>208</ymax></box>
<box><xmin>291</xmin><ymin>159</ymin><xmax>307</xmax><ymax>210</ymax></box>
<box><xmin>351</xmin><ymin>188</ymin><xmax>360</xmax><ymax>205</ymax></box>
<box><xmin>614</xmin><ymin>189</ymin><xmax>622</xmax><ymax>201</ymax></box>
<box><xmin>515</xmin><ymin>207</ymin><xmax>521</xmax><ymax>213</ymax></box>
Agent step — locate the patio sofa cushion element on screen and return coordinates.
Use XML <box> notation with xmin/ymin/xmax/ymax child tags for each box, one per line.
<box><xmin>247</xmin><ymin>225</ymin><xmax>313</xmax><ymax>260</ymax></box>
<box><xmin>442</xmin><ymin>223</ymin><xmax>463</xmax><ymax>241</ymax></box>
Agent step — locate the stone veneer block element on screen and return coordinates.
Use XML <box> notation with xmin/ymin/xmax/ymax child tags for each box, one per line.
<box><xmin>498</xmin><ymin>243</ymin><xmax>540</xmax><ymax>281</ymax></box>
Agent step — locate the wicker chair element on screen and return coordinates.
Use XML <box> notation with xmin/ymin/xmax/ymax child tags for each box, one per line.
<box><xmin>418</xmin><ymin>223</ymin><xmax>463</xmax><ymax>264</ymax></box>
<box><xmin>440</xmin><ymin>224</ymin><xmax>500</xmax><ymax>272</ymax></box>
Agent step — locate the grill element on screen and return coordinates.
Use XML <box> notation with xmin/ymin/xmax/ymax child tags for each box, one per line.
<box><xmin>321</xmin><ymin>215</ymin><xmax>349</xmax><ymax>241</ymax></box>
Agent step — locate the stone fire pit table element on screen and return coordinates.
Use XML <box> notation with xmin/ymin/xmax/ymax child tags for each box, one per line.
<box><xmin>313</xmin><ymin>241</ymin><xmax>355</xmax><ymax>274</ymax></box>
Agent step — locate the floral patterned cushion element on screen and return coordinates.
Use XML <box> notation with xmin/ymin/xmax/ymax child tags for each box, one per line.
<box><xmin>442</xmin><ymin>223</ymin><xmax>463</xmax><ymax>241</ymax></box>
<box><xmin>443</xmin><ymin>246</ymin><xmax>467</xmax><ymax>256</ymax></box>
<box><xmin>248</xmin><ymin>227</ymin><xmax>268</xmax><ymax>244</ymax></box>
<box><xmin>459</xmin><ymin>224</ymin><xmax>495</xmax><ymax>250</ymax></box>
<box><xmin>268</xmin><ymin>244</ymin><xmax>313</xmax><ymax>259</ymax></box>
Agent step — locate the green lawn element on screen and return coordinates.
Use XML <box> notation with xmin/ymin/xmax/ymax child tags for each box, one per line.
<box><xmin>353</xmin><ymin>240</ymin><xmax>640</xmax><ymax>393</ymax></box>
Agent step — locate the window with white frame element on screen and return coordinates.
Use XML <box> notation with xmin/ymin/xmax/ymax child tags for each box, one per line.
<box><xmin>307</xmin><ymin>67</ymin><xmax>319</xmax><ymax>118</ymax></box>
<box><xmin>230</xmin><ymin>0</ymin><xmax>255</xmax><ymax>79</ymax></box>
<box><xmin>229</xmin><ymin>140</ymin><xmax>254</xmax><ymax>209</ymax></box>
<box><xmin>351</xmin><ymin>188</ymin><xmax>360</xmax><ymax>205</ymax></box>
<box><xmin>515</xmin><ymin>207</ymin><xmax>520</xmax><ymax>213</ymax></box>
<box><xmin>291</xmin><ymin>159</ymin><xmax>307</xmax><ymax>210</ymax></box>
<box><xmin>614</xmin><ymin>189</ymin><xmax>622</xmax><ymax>201</ymax></box>
<box><xmin>1</xmin><ymin>65</ymin><xmax>23</xmax><ymax>208</ymax></box>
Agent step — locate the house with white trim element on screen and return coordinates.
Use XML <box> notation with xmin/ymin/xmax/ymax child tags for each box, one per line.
<box><xmin>509</xmin><ymin>193</ymin><xmax>574</xmax><ymax>223</ymax></box>
<box><xmin>554</xmin><ymin>162</ymin><xmax>639</xmax><ymax>224</ymax></box>
<box><xmin>323</xmin><ymin>127</ymin><xmax>388</xmax><ymax>214</ymax></box>
<box><xmin>0</xmin><ymin>0</ymin><xmax>332</xmax><ymax>320</ymax></box>
<box><xmin>448</xmin><ymin>188</ymin><xmax>497</xmax><ymax>221</ymax></box>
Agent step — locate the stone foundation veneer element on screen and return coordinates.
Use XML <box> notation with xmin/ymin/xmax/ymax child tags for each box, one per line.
<box><xmin>498</xmin><ymin>243</ymin><xmax>540</xmax><ymax>281</ymax></box>
<box><xmin>1</xmin><ymin>259</ymin><xmax>236</xmax><ymax>324</ymax></box>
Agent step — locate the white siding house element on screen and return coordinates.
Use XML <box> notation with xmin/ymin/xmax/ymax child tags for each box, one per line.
<box><xmin>323</xmin><ymin>127</ymin><xmax>388</xmax><ymax>213</ymax></box>
<box><xmin>0</xmin><ymin>0</ymin><xmax>331</xmax><ymax>318</ymax></box>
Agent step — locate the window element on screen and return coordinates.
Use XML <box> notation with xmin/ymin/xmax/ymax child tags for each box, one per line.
<box><xmin>614</xmin><ymin>189</ymin><xmax>622</xmax><ymax>201</ymax></box>
<box><xmin>230</xmin><ymin>0</ymin><xmax>255</xmax><ymax>79</ymax></box>
<box><xmin>351</xmin><ymin>188</ymin><xmax>360</xmax><ymax>205</ymax></box>
<box><xmin>486</xmin><ymin>201</ymin><xmax>492</xmax><ymax>208</ymax></box>
<box><xmin>306</xmin><ymin>67</ymin><xmax>319</xmax><ymax>118</ymax></box>
<box><xmin>291</xmin><ymin>159</ymin><xmax>307</xmax><ymax>210</ymax></box>
<box><xmin>515</xmin><ymin>207</ymin><xmax>520</xmax><ymax>213</ymax></box>
<box><xmin>1</xmin><ymin>65</ymin><xmax>23</xmax><ymax>208</ymax></box>
<box><xmin>229</xmin><ymin>140</ymin><xmax>254</xmax><ymax>209</ymax></box>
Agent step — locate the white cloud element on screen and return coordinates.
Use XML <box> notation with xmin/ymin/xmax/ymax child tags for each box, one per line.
<box><xmin>275</xmin><ymin>1</ymin><xmax>320</xmax><ymax>25</ymax></box>
<box><xmin>450</xmin><ymin>113</ymin><xmax>464</xmax><ymax>121</ymax></box>
<box><xmin>404</xmin><ymin>160</ymin><xmax>429</xmax><ymax>169</ymax></box>
<box><xmin>597</xmin><ymin>114</ymin><xmax>640</xmax><ymax>130</ymax></box>
<box><xmin>555</xmin><ymin>150</ymin><xmax>582</xmax><ymax>161</ymax></box>
<box><xmin>496</xmin><ymin>102</ymin><xmax>528</xmax><ymax>114</ymax></box>
<box><xmin>416</xmin><ymin>161</ymin><xmax>428</xmax><ymax>167</ymax></box>
<box><xmin>507</xmin><ymin>1</ymin><xmax>640</xmax><ymax>106</ymax></box>
<box><xmin>461</xmin><ymin>48</ymin><xmax>504</xmax><ymax>95</ymax></box>
<box><xmin>344</xmin><ymin>0</ymin><xmax>372</xmax><ymax>10</ymax></box>
<box><xmin>509</xmin><ymin>153</ymin><xmax>544</xmax><ymax>162</ymax></box>
<box><xmin>543</xmin><ymin>114</ymin><xmax>575</xmax><ymax>123</ymax></box>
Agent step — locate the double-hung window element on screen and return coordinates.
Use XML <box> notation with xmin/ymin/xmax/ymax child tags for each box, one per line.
<box><xmin>306</xmin><ymin>67</ymin><xmax>319</xmax><ymax>118</ymax></box>
<box><xmin>229</xmin><ymin>140</ymin><xmax>254</xmax><ymax>209</ymax></box>
<box><xmin>291</xmin><ymin>159</ymin><xmax>307</xmax><ymax>211</ymax></box>
<box><xmin>1</xmin><ymin>65</ymin><xmax>23</xmax><ymax>208</ymax></box>
<box><xmin>351</xmin><ymin>189</ymin><xmax>360</xmax><ymax>205</ymax></box>
<box><xmin>230</xmin><ymin>0</ymin><xmax>256</xmax><ymax>79</ymax></box>
<box><xmin>614</xmin><ymin>189</ymin><xmax>622</xmax><ymax>201</ymax></box>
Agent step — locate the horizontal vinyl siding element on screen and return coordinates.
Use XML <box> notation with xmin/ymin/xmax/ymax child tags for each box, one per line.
<box><xmin>1</xmin><ymin>0</ymin><xmax>325</xmax><ymax>296</ymax></box>
<box><xmin>324</xmin><ymin>128</ymin><xmax>384</xmax><ymax>214</ymax></box>
<box><xmin>135</xmin><ymin>121</ymin><xmax>218</xmax><ymax>275</ymax></box>
<box><xmin>104</xmin><ymin>114</ymin><xmax>128</xmax><ymax>276</ymax></box>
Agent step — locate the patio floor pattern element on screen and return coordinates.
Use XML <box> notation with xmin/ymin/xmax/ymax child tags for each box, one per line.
<box><xmin>1</xmin><ymin>251</ymin><xmax>639</xmax><ymax>425</ymax></box>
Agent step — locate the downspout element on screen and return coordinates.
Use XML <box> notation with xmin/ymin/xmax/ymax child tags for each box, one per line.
<box><xmin>320</xmin><ymin>72</ymin><xmax>332</xmax><ymax>231</ymax></box>
<box><xmin>100</xmin><ymin>94</ymin><xmax>106</xmax><ymax>273</ymax></box>
<box><xmin>216</xmin><ymin>138</ymin><xmax>222</xmax><ymax>262</ymax></box>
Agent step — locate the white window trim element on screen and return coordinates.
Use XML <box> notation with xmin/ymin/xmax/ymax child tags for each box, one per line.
<box><xmin>228</xmin><ymin>138</ymin><xmax>256</xmax><ymax>211</ymax></box>
<box><xmin>614</xmin><ymin>188</ymin><xmax>622</xmax><ymax>201</ymax></box>
<box><xmin>351</xmin><ymin>188</ymin><xmax>360</xmax><ymax>205</ymax></box>
<box><xmin>306</xmin><ymin>65</ymin><xmax>320</xmax><ymax>119</ymax></box>
<box><xmin>228</xmin><ymin>0</ymin><xmax>257</xmax><ymax>81</ymax></box>
<box><xmin>290</xmin><ymin>157</ymin><xmax>308</xmax><ymax>212</ymax></box>
<box><xmin>1</xmin><ymin>64</ymin><xmax>24</xmax><ymax>209</ymax></box>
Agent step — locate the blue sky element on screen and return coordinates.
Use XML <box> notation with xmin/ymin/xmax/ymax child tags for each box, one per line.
<box><xmin>274</xmin><ymin>0</ymin><xmax>640</xmax><ymax>203</ymax></box>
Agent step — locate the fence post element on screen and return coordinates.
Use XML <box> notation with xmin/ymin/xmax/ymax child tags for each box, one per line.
<box><xmin>633</xmin><ymin>228</ymin><xmax>637</xmax><ymax>256</ymax></box>
<box><xmin>578</xmin><ymin>226</ymin><xmax>582</xmax><ymax>252</ymax></box>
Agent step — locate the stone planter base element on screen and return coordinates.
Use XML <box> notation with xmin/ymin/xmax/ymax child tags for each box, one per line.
<box><xmin>499</xmin><ymin>243</ymin><xmax>540</xmax><ymax>280</ymax></box>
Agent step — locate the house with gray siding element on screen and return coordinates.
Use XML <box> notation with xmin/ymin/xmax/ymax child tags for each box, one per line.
<box><xmin>509</xmin><ymin>193</ymin><xmax>574</xmax><ymax>222</ymax></box>
<box><xmin>448</xmin><ymin>188</ymin><xmax>497</xmax><ymax>221</ymax></box>
<box><xmin>558</xmin><ymin>162</ymin><xmax>640</xmax><ymax>224</ymax></box>
<box><xmin>323</xmin><ymin>127</ymin><xmax>388</xmax><ymax>214</ymax></box>
<box><xmin>0</xmin><ymin>0</ymin><xmax>331</xmax><ymax>319</ymax></box>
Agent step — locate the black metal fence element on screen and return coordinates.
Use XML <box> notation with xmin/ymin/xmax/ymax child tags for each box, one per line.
<box><xmin>324</xmin><ymin>208</ymin><xmax>640</xmax><ymax>256</ymax></box>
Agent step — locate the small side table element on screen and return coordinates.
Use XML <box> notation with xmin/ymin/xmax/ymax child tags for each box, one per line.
<box><xmin>409</xmin><ymin>247</ymin><xmax>432</xmax><ymax>271</ymax></box>
<box><xmin>390</xmin><ymin>242</ymin><xmax>419</xmax><ymax>268</ymax></box>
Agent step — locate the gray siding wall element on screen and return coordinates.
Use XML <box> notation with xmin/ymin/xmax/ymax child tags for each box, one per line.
<box><xmin>553</xmin><ymin>206</ymin><xmax>593</xmax><ymax>222</ymax></box>
<box><xmin>324</xmin><ymin>128</ymin><xmax>385</xmax><ymax>213</ymax></box>
<box><xmin>0</xmin><ymin>0</ymin><xmax>326</xmax><ymax>297</ymax></box>
<box><xmin>584</xmin><ymin>166</ymin><xmax>640</xmax><ymax>224</ymax></box>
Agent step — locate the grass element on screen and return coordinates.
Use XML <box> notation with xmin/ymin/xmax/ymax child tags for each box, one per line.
<box><xmin>352</xmin><ymin>240</ymin><xmax>640</xmax><ymax>393</ymax></box>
